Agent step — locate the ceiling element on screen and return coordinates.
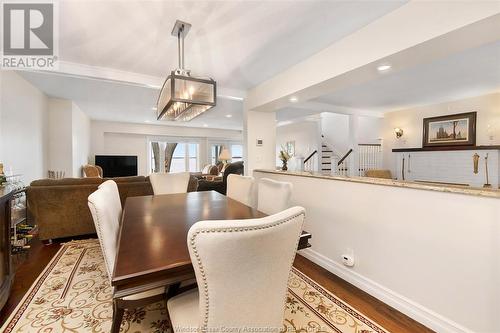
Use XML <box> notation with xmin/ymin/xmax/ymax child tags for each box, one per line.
<box><xmin>20</xmin><ymin>0</ymin><xmax>407</xmax><ymax>129</ymax></box>
<box><xmin>310</xmin><ymin>41</ymin><xmax>500</xmax><ymax>112</ymax></box>
<box><xmin>23</xmin><ymin>39</ymin><xmax>500</xmax><ymax>130</ymax></box>
<box><xmin>20</xmin><ymin>1</ymin><xmax>499</xmax><ymax>130</ymax></box>
<box><xmin>56</xmin><ymin>0</ymin><xmax>406</xmax><ymax>90</ymax></box>
<box><xmin>19</xmin><ymin>71</ymin><xmax>244</xmax><ymax>130</ymax></box>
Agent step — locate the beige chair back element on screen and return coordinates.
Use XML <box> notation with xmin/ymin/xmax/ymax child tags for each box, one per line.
<box><xmin>87</xmin><ymin>180</ymin><xmax>122</xmax><ymax>280</ymax></box>
<box><xmin>83</xmin><ymin>164</ymin><xmax>102</xmax><ymax>178</ymax></box>
<box><xmin>188</xmin><ymin>206</ymin><xmax>305</xmax><ymax>332</ymax></box>
<box><xmin>150</xmin><ymin>172</ymin><xmax>191</xmax><ymax>195</ymax></box>
<box><xmin>257</xmin><ymin>178</ymin><xmax>292</xmax><ymax>215</ymax></box>
<box><xmin>226</xmin><ymin>174</ymin><xmax>254</xmax><ymax>207</ymax></box>
<box><xmin>365</xmin><ymin>169</ymin><xmax>392</xmax><ymax>179</ymax></box>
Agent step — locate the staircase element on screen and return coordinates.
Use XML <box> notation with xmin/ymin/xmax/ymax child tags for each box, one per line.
<box><xmin>321</xmin><ymin>143</ymin><xmax>333</xmax><ymax>172</ymax></box>
<box><xmin>321</xmin><ymin>138</ymin><xmax>382</xmax><ymax>176</ymax></box>
<box><xmin>321</xmin><ymin>141</ymin><xmax>351</xmax><ymax>176</ymax></box>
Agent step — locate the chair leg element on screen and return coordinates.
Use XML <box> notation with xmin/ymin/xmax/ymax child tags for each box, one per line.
<box><xmin>166</xmin><ymin>282</ymin><xmax>181</xmax><ymax>299</ymax></box>
<box><xmin>111</xmin><ymin>299</ymin><xmax>125</xmax><ymax>333</ymax></box>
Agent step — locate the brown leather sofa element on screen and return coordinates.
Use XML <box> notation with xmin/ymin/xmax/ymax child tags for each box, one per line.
<box><xmin>27</xmin><ymin>175</ymin><xmax>198</xmax><ymax>241</ymax></box>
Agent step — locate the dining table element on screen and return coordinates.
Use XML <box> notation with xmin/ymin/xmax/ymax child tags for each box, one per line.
<box><xmin>111</xmin><ymin>190</ymin><xmax>311</xmax><ymax>298</ymax></box>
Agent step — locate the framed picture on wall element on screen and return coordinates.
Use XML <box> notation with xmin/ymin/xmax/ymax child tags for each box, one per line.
<box><xmin>422</xmin><ymin>112</ymin><xmax>476</xmax><ymax>147</ymax></box>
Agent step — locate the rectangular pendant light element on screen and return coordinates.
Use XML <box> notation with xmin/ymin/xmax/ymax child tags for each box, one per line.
<box><xmin>157</xmin><ymin>71</ymin><xmax>216</xmax><ymax>121</ymax></box>
<box><xmin>156</xmin><ymin>20</ymin><xmax>217</xmax><ymax>121</ymax></box>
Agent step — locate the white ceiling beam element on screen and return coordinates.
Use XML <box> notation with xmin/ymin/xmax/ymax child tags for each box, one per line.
<box><xmin>33</xmin><ymin>61</ymin><xmax>246</xmax><ymax>101</ymax></box>
<box><xmin>246</xmin><ymin>2</ymin><xmax>500</xmax><ymax>112</ymax></box>
<box><xmin>291</xmin><ymin>101</ymin><xmax>384</xmax><ymax>118</ymax></box>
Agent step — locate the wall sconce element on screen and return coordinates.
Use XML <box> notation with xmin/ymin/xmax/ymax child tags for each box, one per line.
<box><xmin>394</xmin><ymin>128</ymin><xmax>404</xmax><ymax>139</ymax></box>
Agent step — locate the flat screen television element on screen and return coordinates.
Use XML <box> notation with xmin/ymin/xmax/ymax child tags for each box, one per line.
<box><xmin>95</xmin><ymin>155</ymin><xmax>138</xmax><ymax>178</ymax></box>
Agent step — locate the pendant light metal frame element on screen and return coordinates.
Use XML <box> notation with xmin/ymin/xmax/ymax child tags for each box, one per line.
<box><xmin>157</xmin><ymin>20</ymin><xmax>217</xmax><ymax>121</ymax></box>
<box><xmin>157</xmin><ymin>71</ymin><xmax>217</xmax><ymax>121</ymax></box>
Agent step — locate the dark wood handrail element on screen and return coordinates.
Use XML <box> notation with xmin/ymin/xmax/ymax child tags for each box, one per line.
<box><xmin>337</xmin><ymin>149</ymin><xmax>353</xmax><ymax>166</ymax></box>
<box><xmin>304</xmin><ymin>150</ymin><xmax>318</xmax><ymax>164</ymax></box>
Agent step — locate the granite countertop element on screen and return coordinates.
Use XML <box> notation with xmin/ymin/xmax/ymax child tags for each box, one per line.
<box><xmin>254</xmin><ymin>169</ymin><xmax>500</xmax><ymax>199</ymax></box>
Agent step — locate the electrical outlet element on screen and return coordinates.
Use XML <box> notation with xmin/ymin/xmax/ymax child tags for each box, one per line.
<box><xmin>341</xmin><ymin>254</ymin><xmax>354</xmax><ymax>267</ymax></box>
<box><xmin>342</xmin><ymin>248</ymin><xmax>355</xmax><ymax>267</ymax></box>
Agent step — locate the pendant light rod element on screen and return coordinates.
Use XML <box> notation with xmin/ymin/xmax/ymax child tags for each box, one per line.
<box><xmin>171</xmin><ymin>20</ymin><xmax>191</xmax><ymax>71</ymax></box>
<box><xmin>177</xmin><ymin>26</ymin><xmax>184</xmax><ymax>69</ymax></box>
<box><xmin>157</xmin><ymin>19</ymin><xmax>215</xmax><ymax>122</ymax></box>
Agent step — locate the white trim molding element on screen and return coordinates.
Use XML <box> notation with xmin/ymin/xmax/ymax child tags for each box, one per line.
<box><xmin>30</xmin><ymin>61</ymin><xmax>246</xmax><ymax>101</ymax></box>
<box><xmin>300</xmin><ymin>248</ymin><xmax>475</xmax><ymax>333</ymax></box>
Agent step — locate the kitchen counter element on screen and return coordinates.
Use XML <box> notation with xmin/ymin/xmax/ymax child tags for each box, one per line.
<box><xmin>254</xmin><ymin>169</ymin><xmax>500</xmax><ymax>199</ymax></box>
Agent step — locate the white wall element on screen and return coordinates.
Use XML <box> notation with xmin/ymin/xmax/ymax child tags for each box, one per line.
<box><xmin>0</xmin><ymin>73</ymin><xmax>90</xmax><ymax>181</ymax></box>
<box><xmin>321</xmin><ymin>113</ymin><xmax>382</xmax><ymax>154</ymax></box>
<box><xmin>383</xmin><ymin>92</ymin><xmax>500</xmax><ymax>175</ymax></box>
<box><xmin>321</xmin><ymin>113</ymin><xmax>350</xmax><ymax>154</ymax></box>
<box><xmin>0</xmin><ymin>71</ymin><xmax>49</xmax><ymax>183</ymax></box>
<box><xmin>358</xmin><ymin>116</ymin><xmax>382</xmax><ymax>144</ymax></box>
<box><xmin>276</xmin><ymin>120</ymin><xmax>320</xmax><ymax>169</ymax></box>
<box><xmin>91</xmin><ymin>120</ymin><xmax>243</xmax><ymax>176</ymax></box>
<box><xmin>48</xmin><ymin>99</ymin><xmax>73</xmax><ymax>177</ymax></box>
<box><xmin>254</xmin><ymin>170</ymin><xmax>499</xmax><ymax>333</ymax></box>
<box><xmin>71</xmin><ymin>102</ymin><xmax>91</xmax><ymax>177</ymax></box>
<box><xmin>47</xmin><ymin>99</ymin><xmax>91</xmax><ymax>177</ymax></box>
<box><xmin>244</xmin><ymin>109</ymin><xmax>276</xmax><ymax>174</ymax></box>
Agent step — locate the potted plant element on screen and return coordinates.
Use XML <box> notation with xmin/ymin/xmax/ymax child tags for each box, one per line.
<box><xmin>279</xmin><ymin>148</ymin><xmax>291</xmax><ymax>171</ymax></box>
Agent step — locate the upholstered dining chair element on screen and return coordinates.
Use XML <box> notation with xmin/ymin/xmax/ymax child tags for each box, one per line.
<box><xmin>167</xmin><ymin>206</ymin><xmax>306</xmax><ymax>333</ymax></box>
<box><xmin>257</xmin><ymin>178</ymin><xmax>293</xmax><ymax>215</ymax></box>
<box><xmin>88</xmin><ymin>180</ymin><xmax>166</xmax><ymax>333</ymax></box>
<box><xmin>150</xmin><ymin>172</ymin><xmax>191</xmax><ymax>195</ymax></box>
<box><xmin>226</xmin><ymin>174</ymin><xmax>255</xmax><ymax>207</ymax></box>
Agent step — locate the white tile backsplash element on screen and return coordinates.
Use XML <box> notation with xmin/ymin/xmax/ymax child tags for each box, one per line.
<box><xmin>394</xmin><ymin>150</ymin><xmax>499</xmax><ymax>188</ymax></box>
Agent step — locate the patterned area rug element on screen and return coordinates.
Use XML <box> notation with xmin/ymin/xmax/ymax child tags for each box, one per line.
<box><xmin>1</xmin><ymin>240</ymin><xmax>389</xmax><ymax>333</ymax></box>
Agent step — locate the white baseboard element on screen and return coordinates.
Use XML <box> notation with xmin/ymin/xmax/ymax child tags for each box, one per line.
<box><xmin>300</xmin><ymin>248</ymin><xmax>473</xmax><ymax>333</ymax></box>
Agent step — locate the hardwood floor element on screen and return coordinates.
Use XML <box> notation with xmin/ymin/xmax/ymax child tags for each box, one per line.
<box><xmin>0</xmin><ymin>238</ymin><xmax>434</xmax><ymax>332</ymax></box>
<box><xmin>0</xmin><ymin>238</ymin><xmax>62</xmax><ymax>325</ymax></box>
<box><xmin>293</xmin><ymin>254</ymin><xmax>434</xmax><ymax>333</ymax></box>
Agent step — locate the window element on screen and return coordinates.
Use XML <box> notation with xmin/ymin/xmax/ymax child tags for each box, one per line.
<box><xmin>210</xmin><ymin>144</ymin><xmax>224</xmax><ymax>165</ymax></box>
<box><xmin>209</xmin><ymin>142</ymin><xmax>243</xmax><ymax>165</ymax></box>
<box><xmin>150</xmin><ymin>141</ymin><xmax>200</xmax><ymax>173</ymax></box>
<box><xmin>188</xmin><ymin>144</ymin><xmax>198</xmax><ymax>172</ymax></box>
<box><xmin>231</xmin><ymin>144</ymin><xmax>243</xmax><ymax>162</ymax></box>
<box><xmin>171</xmin><ymin>144</ymin><xmax>186</xmax><ymax>172</ymax></box>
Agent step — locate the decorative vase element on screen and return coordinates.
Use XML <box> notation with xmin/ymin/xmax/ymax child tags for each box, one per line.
<box><xmin>282</xmin><ymin>161</ymin><xmax>288</xmax><ymax>171</ymax></box>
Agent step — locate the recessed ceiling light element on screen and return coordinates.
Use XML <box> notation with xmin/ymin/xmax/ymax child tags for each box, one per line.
<box><xmin>225</xmin><ymin>114</ymin><xmax>232</xmax><ymax>118</ymax></box>
<box><xmin>203</xmin><ymin>124</ymin><xmax>208</xmax><ymax>127</ymax></box>
<box><xmin>377</xmin><ymin>64</ymin><xmax>392</xmax><ymax>72</ymax></box>
<box><xmin>289</xmin><ymin>96</ymin><xmax>298</xmax><ymax>103</ymax></box>
<box><xmin>144</xmin><ymin>120</ymin><xmax>151</xmax><ymax>123</ymax></box>
<box><xmin>151</xmin><ymin>106</ymin><xmax>157</xmax><ymax>110</ymax></box>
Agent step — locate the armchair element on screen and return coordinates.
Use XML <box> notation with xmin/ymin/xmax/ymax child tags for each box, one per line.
<box><xmin>197</xmin><ymin>161</ymin><xmax>244</xmax><ymax>195</ymax></box>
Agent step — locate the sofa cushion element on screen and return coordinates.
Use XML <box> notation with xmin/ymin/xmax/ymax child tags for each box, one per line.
<box><xmin>30</xmin><ymin>178</ymin><xmax>104</xmax><ymax>186</ymax></box>
<box><xmin>31</xmin><ymin>176</ymin><xmax>148</xmax><ymax>187</ymax></box>
<box><xmin>106</xmin><ymin>176</ymin><xmax>147</xmax><ymax>183</ymax></box>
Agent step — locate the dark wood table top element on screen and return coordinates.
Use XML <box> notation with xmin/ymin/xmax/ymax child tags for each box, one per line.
<box><xmin>112</xmin><ymin>191</ymin><xmax>266</xmax><ymax>288</ymax></box>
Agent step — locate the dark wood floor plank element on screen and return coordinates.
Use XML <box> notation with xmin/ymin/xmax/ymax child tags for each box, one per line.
<box><xmin>0</xmin><ymin>238</ymin><xmax>434</xmax><ymax>333</ymax></box>
<box><xmin>0</xmin><ymin>238</ymin><xmax>60</xmax><ymax>325</ymax></box>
